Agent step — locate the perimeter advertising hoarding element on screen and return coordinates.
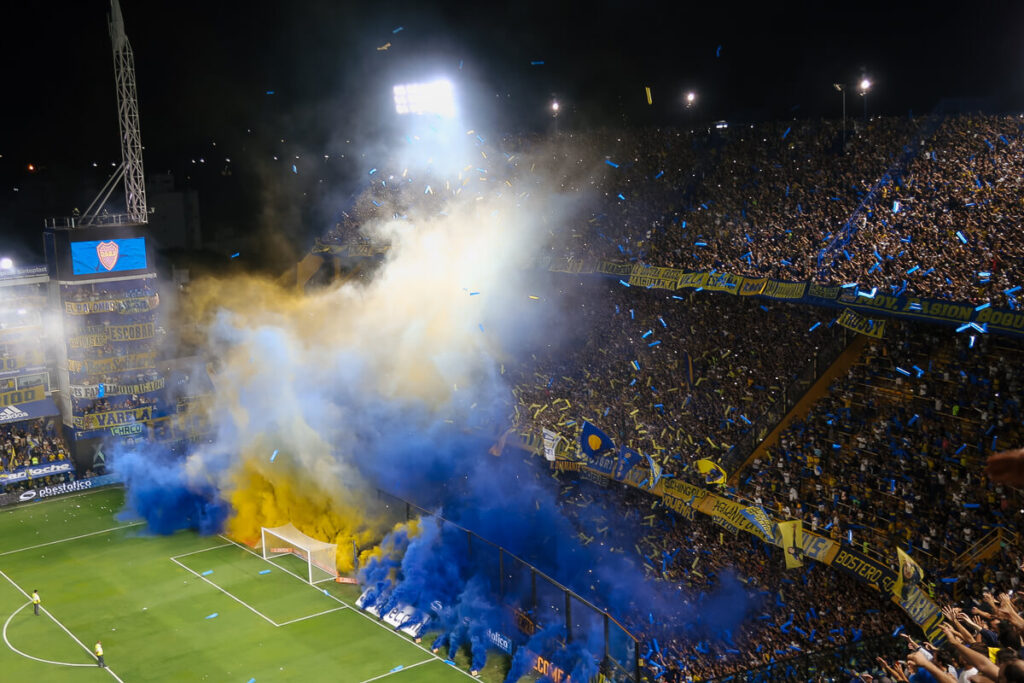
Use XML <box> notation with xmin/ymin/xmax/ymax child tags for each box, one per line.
<box><xmin>44</xmin><ymin>225</ymin><xmax>153</xmax><ymax>281</ymax></box>
<box><xmin>0</xmin><ymin>473</ymin><xmax>122</xmax><ymax>506</ymax></box>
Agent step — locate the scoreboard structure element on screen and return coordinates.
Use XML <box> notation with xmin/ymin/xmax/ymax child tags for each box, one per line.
<box><xmin>44</xmin><ymin>224</ymin><xmax>166</xmax><ymax>470</ymax></box>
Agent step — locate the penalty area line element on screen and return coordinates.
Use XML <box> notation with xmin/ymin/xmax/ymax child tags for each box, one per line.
<box><xmin>169</xmin><ymin>556</ymin><xmax>279</xmax><ymax>627</ymax></box>
<box><xmin>275</xmin><ymin>605</ymin><xmax>348</xmax><ymax>627</ymax></box>
<box><xmin>358</xmin><ymin>657</ymin><xmax>436</xmax><ymax>683</ymax></box>
<box><xmin>0</xmin><ymin>569</ymin><xmax>125</xmax><ymax>682</ymax></box>
<box><xmin>217</xmin><ymin>534</ymin><xmax>479</xmax><ymax>681</ymax></box>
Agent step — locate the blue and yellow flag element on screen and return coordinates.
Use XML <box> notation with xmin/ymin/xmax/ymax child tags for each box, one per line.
<box><xmin>614</xmin><ymin>446</ymin><xmax>643</xmax><ymax>482</ymax></box>
<box><xmin>695</xmin><ymin>459</ymin><xmax>727</xmax><ymax>485</ymax></box>
<box><xmin>741</xmin><ymin>506</ymin><xmax>775</xmax><ymax>542</ymax></box>
<box><xmin>893</xmin><ymin>548</ymin><xmax>923</xmax><ymax>600</ymax></box>
<box><xmin>644</xmin><ymin>452</ymin><xmax>663</xmax><ymax>489</ymax></box>
<box><xmin>776</xmin><ymin>520</ymin><xmax>803</xmax><ymax>569</ymax></box>
<box><xmin>580</xmin><ymin>421</ymin><xmax>615</xmax><ymax>458</ymax></box>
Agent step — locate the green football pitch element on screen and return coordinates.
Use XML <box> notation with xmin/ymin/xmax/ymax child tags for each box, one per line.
<box><xmin>0</xmin><ymin>486</ymin><xmax>516</xmax><ymax>682</ymax></box>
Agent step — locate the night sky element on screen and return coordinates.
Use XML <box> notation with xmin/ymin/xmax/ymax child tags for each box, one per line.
<box><xmin>2</xmin><ymin>0</ymin><xmax>1022</xmax><ymax>264</ymax></box>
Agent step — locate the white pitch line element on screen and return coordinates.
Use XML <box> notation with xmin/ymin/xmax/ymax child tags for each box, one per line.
<box><xmin>0</xmin><ymin>522</ymin><xmax>144</xmax><ymax>558</ymax></box>
<box><xmin>0</xmin><ymin>569</ymin><xmax>125</xmax><ymax>682</ymax></box>
<box><xmin>358</xmin><ymin>657</ymin><xmax>436</xmax><ymax>683</ymax></box>
<box><xmin>217</xmin><ymin>534</ymin><xmax>479</xmax><ymax>681</ymax></box>
<box><xmin>168</xmin><ymin>557</ymin><xmax>278</xmax><ymax>627</ymax></box>
<box><xmin>275</xmin><ymin>605</ymin><xmax>348</xmax><ymax>627</ymax></box>
<box><xmin>169</xmin><ymin>542</ymin><xmax>233</xmax><ymax>560</ymax></box>
<box><xmin>3</xmin><ymin>601</ymin><xmax>94</xmax><ymax>667</ymax></box>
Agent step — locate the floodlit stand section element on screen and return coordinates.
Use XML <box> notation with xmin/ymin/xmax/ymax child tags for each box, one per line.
<box><xmin>260</xmin><ymin>523</ymin><xmax>338</xmax><ymax>585</ymax></box>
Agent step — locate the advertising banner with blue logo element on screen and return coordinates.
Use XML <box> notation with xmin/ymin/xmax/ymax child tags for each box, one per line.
<box><xmin>70</xmin><ymin>238</ymin><xmax>148</xmax><ymax>275</ymax></box>
<box><xmin>0</xmin><ymin>461</ymin><xmax>74</xmax><ymax>486</ymax></box>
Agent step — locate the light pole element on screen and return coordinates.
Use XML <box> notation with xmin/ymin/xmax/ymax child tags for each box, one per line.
<box><xmin>685</xmin><ymin>91</ymin><xmax>696</xmax><ymax>109</ymax></box>
<box><xmin>833</xmin><ymin>83</ymin><xmax>846</xmax><ymax>147</ymax></box>
<box><xmin>551</xmin><ymin>99</ymin><xmax>560</xmax><ymax>134</ymax></box>
<box><xmin>859</xmin><ymin>77</ymin><xmax>872</xmax><ymax>120</ymax></box>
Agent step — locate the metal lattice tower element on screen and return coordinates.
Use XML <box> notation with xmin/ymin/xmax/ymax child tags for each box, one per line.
<box><xmin>108</xmin><ymin>0</ymin><xmax>147</xmax><ymax>224</ymax></box>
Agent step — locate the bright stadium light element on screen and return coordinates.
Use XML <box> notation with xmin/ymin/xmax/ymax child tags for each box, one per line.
<box><xmin>0</xmin><ymin>258</ymin><xmax>12</xmax><ymax>270</ymax></box>
<box><xmin>551</xmin><ymin>100</ymin><xmax>560</xmax><ymax>113</ymax></box>
<box><xmin>859</xmin><ymin>77</ymin><xmax>872</xmax><ymax>93</ymax></box>
<box><xmin>685</xmin><ymin>91</ymin><xmax>697</xmax><ymax>109</ymax></box>
<box><xmin>392</xmin><ymin>80</ymin><xmax>456</xmax><ymax>117</ymax></box>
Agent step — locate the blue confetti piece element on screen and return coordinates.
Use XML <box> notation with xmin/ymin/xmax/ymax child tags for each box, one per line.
<box><xmin>324</xmin><ymin>589</ymin><xmax>329</xmax><ymax>596</ymax></box>
<box><xmin>759</xmin><ymin>305</ymin><xmax>769</xmax><ymax>312</ymax></box>
<box><xmin>478</xmin><ymin>324</ymin><xmax>484</xmax><ymax>332</ymax></box>
<box><xmin>619</xmin><ymin>279</ymin><xmax>630</xmax><ymax>287</ymax></box>
<box><xmin>258</xmin><ymin>569</ymin><xmax>271</xmax><ymax>575</ymax></box>
<box><xmin>444</xmin><ymin>660</ymin><xmax>456</xmax><ymax>666</ymax></box>
<box><xmin>782</xmin><ymin>126</ymin><xmax>791</xmax><ymax>139</ymax></box>
<box><xmin>956</xmin><ymin>231</ymin><xmax>968</xmax><ymax>243</ymax></box>
<box><xmin>202</xmin><ymin>570</ymin><xmax>214</xmax><ymax>576</ymax></box>
<box><xmin>976</xmin><ymin>302</ymin><xmax>990</xmax><ymax>311</ymax></box>
<box><xmin>808</xmin><ymin>322</ymin><xmax>820</xmax><ymax>332</ymax></box>
<box><xmin>392</xmin><ymin>26</ymin><xmax>404</xmax><ymax>33</ymax></box>
<box><xmin>654</xmin><ymin>170</ymin><xmax>664</xmax><ymax>179</ymax></box>
<box><xmin>648</xmin><ymin>341</ymin><xmax>661</xmax><ymax>347</ymax></box>
<box><xmin>291</xmin><ymin>165</ymin><xmax>297</xmax><ymax>174</ymax></box>
<box><xmin>390</xmin><ymin>666</ymin><xmax>404</xmax><ymax>673</ymax></box>
<box><xmin>458</xmin><ymin>59</ymin><xmax>463</xmax><ymax>70</ymax></box>
<box><xmin>206</xmin><ymin>613</ymin><xmax>218</xmax><ymax>619</ymax></box>
<box><xmin>716</xmin><ymin>45</ymin><xmax>722</xmax><ymax>57</ymax></box>
<box><xmin>895</xmin><ymin>367</ymin><xmax>910</xmax><ymax>376</ymax></box>
<box><xmin>906</xmin><ymin>265</ymin><xmax>919</xmax><ymax>274</ymax></box>
<box><xmin>230</xmin><ymin>252</ymin><xmax>240</xmax><ymax>259</ymax></box>
<box><xmin>270</xmin><ymin>450</ymin><xmax>279</xmax><ymax>463</ymax></box>
<box><xmin>940</xmin><ymin>577</ymin><xmax>959</xmax><ymax>584</ymax></box>
<box><xmin>695</xmin><ymin>241</ymin><xmax>707</xmax><ymax>247</ymax></box>
<box><xmin>369</xmin><ymin>168</ymin><xmax>377</xmax><ymax>175</ymax></box>
<box><xmin>605</xmin><ymin>159</ymin><xmax>619</xmax><ymax>168</ymax></box>
<box><xmin>617</xmin><ymin>193</ymin><xmax>626</xmax><ymax>201</ymax></box>
<box><xmin>631</xmin><ymin>360</ymin><xmax>641</xmax><ymax>371</ymax></box>
<box><xmin>964</xmin><ymin>503</ymin><xmax>980</xmax><ymax>509</ymax></box>
<box><xmin>1005</xmin><ymin>286</ymin><xmax>1021</xmax><ymax>295</ymax></box>
<box><xmin>658</xmin><ymin>316</ymin><xmax>667</xmax><ymax>328</ymax></box>
<box><xmin>265</xmin><ymin>91</ymin><xmax>275</xmax><ymax>95</ymax></box>
<box><xmin>530</xmin><ymin>60</ymin><xmax>545</xmax><ymax>66</ymax></box>
<box><xmin>642</xmin><ymin>330</ymin><xmax>653</xmax><ymax>338</ymax></box>
<box><xmin>956</xmin><ymin>322</ymin><xmax>971</xmax><ymax>333</ymax></box>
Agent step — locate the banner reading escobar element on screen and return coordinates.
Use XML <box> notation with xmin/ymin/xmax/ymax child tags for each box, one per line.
<box><xmin>67</xmin><ymin>322</ymin><xmax>156</xmax><ymax>349</ymax></box>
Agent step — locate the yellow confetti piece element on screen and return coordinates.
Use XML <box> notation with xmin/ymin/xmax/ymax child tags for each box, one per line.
<box><xmin>377</xmin><ymin>42</ymin><xmax>392</xmax><ymax>51</ymax></box>
<box><xmin>528</xmin><ymin>295</ymin><xmax>540</xmax><ymax>300</ymax></box>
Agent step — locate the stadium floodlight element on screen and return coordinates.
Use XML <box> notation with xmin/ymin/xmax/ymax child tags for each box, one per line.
<box><xmin>551</xmin><ymin>100</ymin><xmax>560</xmax><ymax>113</ymax></box>
<box><xmin>0</xmin><ymin>257</ymin><xmax>12</xmax><ymax>270</ymax></box>
<box><xmin>685</xmin><ymin>91</ymin><xmax>697</xmax><ymax>109</ymax></box>
<box><xmin>392</xmin><ymin>80</ymin><xmax>456</xmax><ymax>117</ymax></box>
<box><xmin>859</xmin><ymin>77</ymin><xmax>872</xmax><ymax>93</ymax></box>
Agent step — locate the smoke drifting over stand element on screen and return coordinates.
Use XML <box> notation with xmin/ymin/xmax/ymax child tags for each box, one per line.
<box><xmin>115</xmin><ymin>116</ymin><xmax>753</xmax><ymax>676</ymax></box>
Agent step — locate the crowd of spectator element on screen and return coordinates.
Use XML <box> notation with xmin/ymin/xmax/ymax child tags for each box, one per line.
<box><xmin>509</xmin><ymin>282</ymin><xmax>841</xmax><ymax>474</ymax></box>
<box><xmin>0</xmin><ymin>418</ymin><xmax>68</xmax><ymax>472</ymax></box>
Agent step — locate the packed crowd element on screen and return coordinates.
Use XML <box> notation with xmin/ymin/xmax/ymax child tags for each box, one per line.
<box><xmin>509</xmin><ymin>281</ymin><xmax>843</xmax><ymax>476</ymax></box>
<box><xmin>555</xmin><ymin>475</ymin><xmax>908</xmax><ymax>682</ymax></box>
<box><xmin>731</xmin><ymin>322</ymin><xmax>1024</xmax><ymax>581</ymax></box>
<box><xmin>0</xmin><ymin>418</ymin><xmax>68</xmax><ymax>472</ymax></box>
<box><xmin>324</xmin><ymin>113</ymin><xmax>1024</xmax><ymax>312</ymax></box>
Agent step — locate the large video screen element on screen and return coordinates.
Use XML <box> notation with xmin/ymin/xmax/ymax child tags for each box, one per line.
<box><xmin>70</xmin><ymin>238</ymin><xmax>148</xmax><ymax>275</ymax></box>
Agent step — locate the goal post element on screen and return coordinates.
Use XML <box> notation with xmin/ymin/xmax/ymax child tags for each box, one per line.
<box><xmin>259</xmin><ymin>523</ymin><xmax>339</xmax><ymax>585</ymax></box>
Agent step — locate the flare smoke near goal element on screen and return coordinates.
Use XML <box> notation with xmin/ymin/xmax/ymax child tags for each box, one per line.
<box><xmin>112</xmin><ymin>136</ymin><xmax>756</xmax><ymax>674</ymax></box>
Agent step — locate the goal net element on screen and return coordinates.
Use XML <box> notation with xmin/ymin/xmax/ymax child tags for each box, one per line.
<box><xmin>260</xmin><ymin>523</ymin><xmax>338</xmax><ymax>585</ymax></box>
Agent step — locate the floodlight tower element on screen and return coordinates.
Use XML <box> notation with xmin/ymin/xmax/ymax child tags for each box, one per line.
<box><xmin>109</xmin><ymin>0</ymin><xmax>147</xmax><ymax>224</ymax></box>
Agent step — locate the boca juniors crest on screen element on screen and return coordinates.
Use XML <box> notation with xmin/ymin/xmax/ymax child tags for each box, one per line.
<box><xmin>70</xmin><ymin>237</ymin><xmax>148</xmax><ymax>275</ymax></box>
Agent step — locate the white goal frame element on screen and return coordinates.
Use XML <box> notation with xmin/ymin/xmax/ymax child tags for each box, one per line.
<box><xmin>260</xmin><ymin>523</ymin><xmax>339</xmax><ymax>585</ymax></box>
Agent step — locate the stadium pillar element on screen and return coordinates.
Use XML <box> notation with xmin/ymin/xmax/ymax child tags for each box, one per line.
<box><xmin>565</xmin><ymin>591</ymin><xmax>572</xmax><ymax>642</ymax></box>
<box><xmin>603</xmin><ymin>614</ymin><xmax>609</xmax><ymax>659</ymax></box>
<box><xmin>498</xmin><ymin>548</ymin><xmax>505</xmax><ymax>599</ymax></box>
<box><xmin>531</xmin><ymin>570</ymin><xmax>538</xmax><ymax>614</ymax></box>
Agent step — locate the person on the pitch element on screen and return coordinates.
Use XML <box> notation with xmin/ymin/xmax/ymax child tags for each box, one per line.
<box><xmin>95</xmin><ymin>640</ymin><xmax>105</xmax><ymax>668</ymax></box>
<box><xmin>32</xmin><ymin>589</ymin><xmax>40</xmax><ymax>616</ymax></box>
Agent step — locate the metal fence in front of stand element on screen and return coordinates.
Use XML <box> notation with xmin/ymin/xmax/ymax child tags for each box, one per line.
<box><xmin>374</xmin><ymin>489</ymin><xmax>640</xmax><ymax>682</ymax></box>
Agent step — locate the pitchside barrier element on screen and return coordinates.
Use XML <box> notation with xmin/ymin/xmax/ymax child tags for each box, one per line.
<box><xmin>373</xmin><ymin>489</ymin><xmax>641</xmax><ymax>682</ymax></box>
